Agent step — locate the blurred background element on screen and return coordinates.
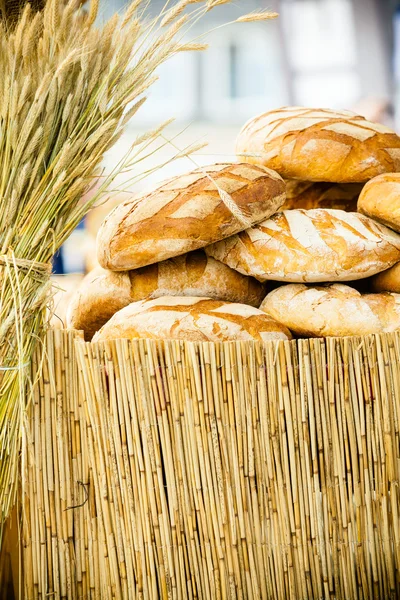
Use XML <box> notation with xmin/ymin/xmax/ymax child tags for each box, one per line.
<box><xmin>54</xmin><ymin>0</ymin><xmax>400</xmax><ymax>301</ymax></box>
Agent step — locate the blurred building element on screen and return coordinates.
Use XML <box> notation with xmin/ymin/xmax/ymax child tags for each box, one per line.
<box><xmin>62</xmin><ymin>0</ymin><xmax>400</xmax><ymax>274</ymax></box>
<box><xmin>98</xmin><ymin>0</ymin><xmax>395</xmax><ymax>126</ymax></box>
<box><xmin>101</xmin><ymin>0</ymin><xmax>399</xmax><ymax>188</ymax></box>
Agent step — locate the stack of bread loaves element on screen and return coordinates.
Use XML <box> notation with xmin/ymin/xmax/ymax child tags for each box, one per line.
<box><xmin>68</xmin><ymin>163</ymin><xmax>293</xmax><ymax>341</ymax></box>
<box><xmin>67</xmin><ymin>107</ymin><xmax>400</xmax><ymax>341</ymax></box>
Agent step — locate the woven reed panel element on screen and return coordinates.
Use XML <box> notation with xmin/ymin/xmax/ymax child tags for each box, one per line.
<box><xmin>23</xmin><ymin>330</ymin><xmax>96</xmax><ymax>600</ymax></box>
<box><xmin>22</xmin><ymin>331</ymin><xmax>400</xmax><ymax>598</ymax></box>
<box><xmin>74</xmin><ymin>333</ymin><xmax>400</xmax><ymax>600</ymax></box>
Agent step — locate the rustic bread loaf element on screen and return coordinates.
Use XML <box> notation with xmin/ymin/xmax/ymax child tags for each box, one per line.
<box><xmin>370</xmin><ymin>262</ymin><xmax>400</xmax><ymax>293</ymax></box>
<box><xmin>260</xmin><ymin>283</ymin><xmax>400</xmax><ymax>337</ymax></box>
<box><xmin>282</xmin><ymin>180</ymin><xmax>362</xmax><ymax>211</ymax></box>
<box><xmin>67</xmin><ymin>250</ymin><xmax>267</xmax><ymax>340</ymax></box>
<box><xmin>236</xmin><ymin>107</ymin><xmax>400</xmax><ymax>182</ymax></box>
<box><xmin>206</xmin><ymin>209</ymin><xmax>400</xmax><ymax>283</ymax></box>
<box><xmin>357</xmin><ymin>173</ymin><xmax>400</xmax><ymax>232</ymax></box>
<box><xmin>92</xmin><ymin>296</ymin><xmax>292</xmax><ymax>343</ymax></box>
<box><xmin>97</xmin><ymin>163</ymin><xmax>286</xmax><ymax>271</ymax></box>
<box><xmin>67</xmin><ymin>266</ymin><xmax>132</xmax><ymax>341</ymax></box>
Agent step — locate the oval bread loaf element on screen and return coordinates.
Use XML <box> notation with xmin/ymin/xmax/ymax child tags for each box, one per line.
<box><xmin>370</xmin><ymin>262</ymin><xmax>400</xmax><ymax>293</ymax></box>
<box><xmin>97</xmin><ymin>163</ymin><xmax>286</xmax><ymax>271</ymax></box>
<box><xmin>67</xmin><ymin>250</ymin><xmax>267</xmax><ymax>340</ymax></box>
<box><xmin>92</xmin><ymin>296</ymin><xmax>292</xmax><ymax>343</ymax></box>
<box><xmin>357</xmin><ymin>173</ymin><xmax>400</xmax><ymax>232</ymax></box>
<box><xmin>236</xmin><ymin>107</ymin><xmax>400</xmax><ymax>182</ymax></box>
<box><xmin>260</xmin><ymin>283</ymin><xmax>400</xmax><ymax>337</ymax></box>
<box><xmin>206</xmin><ymin>209</ymin><xmax>400</xmax><ymax>283</ymax></box>
<box><xmin>67</xmin><ymin>267</ymin><xmax>132</xmax><ymax>341</ymax></box>
<box><xmin>282</xmin><ymin>180</ymin><xmax>361</xmax><ymax>211</ymax></box>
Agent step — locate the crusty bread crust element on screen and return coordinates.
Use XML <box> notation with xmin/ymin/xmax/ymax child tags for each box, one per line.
<box><xmin>358</xmin><ymin>173</ymin><xmax>400</xmax><ymax>232</ymax></box>
<box><xmin>282</xmin><ymin>180</ymin><xmax>361</xmax><ymax>210</ymax></box>
<box><xmin>97</xmin><ymin>163</ymin><xmax>285</xmax><ymax>271</ymax></box>
<box><xmin>236</xmin><ymin>107</ymin><xmax>400</xmax><ymax>182</ymax></box>
<box><xmin>206</xmin><ymin>209</ymin><xmax>400</xmax><ymax>283</ymax></box>
<box><xmin>260</xmin><ymin>283</ymin><xmax>400</xmax><ymax>337</ymax></box>
<box><xmin>66</xmin><ymin>266</ymin><xmax>132</xmax><ymax>341</ymax></box>
<box><xmin>370</xmin><ymin>261</ymin><xmax>400</xmax><ymax>293</ymax></box>
<box><xmin>92</xmin><ymin>296</ymin><xmax>292</xmax><ymax>342</ymax></box>
<box><xmin>67</xmin><ymin>251</ymin><xmax>267</xmax><ymax>340</ymax></box>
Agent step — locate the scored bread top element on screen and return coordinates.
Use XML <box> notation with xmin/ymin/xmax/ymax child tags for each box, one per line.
<box><xmin>92</xmin><ymin>296</ymin><xmax>292</xmax><ymax>343</ymax></box>
<box><xmin>357</xmin><ymin>173</ymin><xmax>400</xmax><ymax>232</ymax></box>
<box><xmin>260</xmin><ymin>283</ymin><xmax>400</xmax><ymax>337</ymax></box>
<box><xmin>236</xmin><ymin>107</ymin><xmax>400</xmax><ymax>182</ymax></box>
<box><xmin>96</xmin><ymin>163</ymin><xmax>286</xmax><ymax>271</ymax></box>
<box><xmin>282</xmin><ymin>180</ymin><xmax>362</xmax><ymax>211</ymax></box>
<box><xmin>205</xmin><ymin>209</ymin><xmax>400</xmax><ymax>283</ymax></box>
<box><xmin>67</xmin><ymin>250</ymin><xmax>267</xmax><ymax>340</ymax></box>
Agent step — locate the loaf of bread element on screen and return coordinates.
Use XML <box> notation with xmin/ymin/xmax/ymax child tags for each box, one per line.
<box><xmin>67</xmin><ymin>251</ymin><xmax>267</xmax><ymax>340</ymax></box>
<box><xmin>92</xmin><ymin>296</ymin><xmax>292</xmax><ymax>343</ymax></box>
<box><xmin>260</xmin><ymin>283</ymin><xmax>400</xmax><ymax>337</ymax></box>
<box><xmin>236</xmin><ymin>107</ymin><xmax>400</xmax><ymax>182</ymax></box>
<box><xmin>282</xmin><ymin>180</ymin><xmax>362</xmax><ymax>211</ymax></box>
<box><xmin>67</xmin><ymin>267</ymin><xmax>132</xmax><ymax>340</ymax></box>
<box><xmin>206</xmin><ymin>209</ymin><xmax>400</xmax><ymax>282</ymax></box>
<box><xmin>370</xmin><ymin>262</ymin><xmax>400</xmax><ymax>293</ymax></box>
<box><xmin>97</xmin><ymin>163</ymin><xmax>286</xmax><ymax>271</ymax></box>
<box><xmin>357</xmin><ymin>173</ymin><xmax>400</xmax><ymax>232</ymax></box>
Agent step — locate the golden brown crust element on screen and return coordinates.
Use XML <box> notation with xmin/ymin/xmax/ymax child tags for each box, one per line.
<box><xmin>370</xmin><ymin>262</ymin><xmax>400</xmax><ymax>293</ymax></box>
<box><xmin>236</xmin><ymin>107</ymin><xmax>400</xmax><ymax>182</ymax></box>
<box><xmin>92</xmin><ymin>296</ymin><xmax>292</xmax><ymax>343</ymax></box>
<box><xmin>206</xmin><ymin>209</ymin><xmax>400</xmax><ymax>283</ymax></box>
<box><xmin>282</xmin><ymin>180</ymin><xmax>362</xmax><ymax>210</ymax></box>
<box><xmin>260</xmin><ymin>283</ymin><xmax>400</xmax><ymax>337</ymax></box>
<box><xmin>97</xmin><ymin>163</ymin><xmax>286</xmax><ymax>271</ymax></box>
<box><xmin>130</xmin><ymin>250</ymin><xmax>266</xmax><ymax>305</ymax></box>
<box><xmin>67</xmin><ymin>251</ymin><xmax>267</xmax><ymax>339</ymax></box>
<box><xmin>66</xmin><ymin>266</ymin><xmax>132</xmax><ymax>341</ymax></box>
<box><xmin>357</xmin><ymin>173</ymin><xmax>400</xmax><ymax>232</ymax></box>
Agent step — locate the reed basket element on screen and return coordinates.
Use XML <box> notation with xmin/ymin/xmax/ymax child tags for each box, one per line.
<box><xmin>22</xmin><ymin>330</ymin><xmax>400</xmax><ymax>599</ymax></box>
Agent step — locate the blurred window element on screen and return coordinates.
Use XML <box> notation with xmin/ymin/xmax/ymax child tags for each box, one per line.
<box><xmin>283</xmin><ymin>0</ymin><xmax>357</xmax><ymax>70</ymax></box>
<box><xmin>125</xmin><ymin>20</ymin><xmax>288</xmax><ymax>125</ymax></box>
<box><xmin>281</xmin><ymin>0</ymin><xmax>361</xmax><ymax>107</ymax></box>
<box><xmin>137</xmin><ymin>52</ymin><xmax>199</xmax><ymax>124</ymax></box>
<box><xmin>200</xmin><ymin>25</ymin><xmax>287</xmax><ymax>123</ymax></box>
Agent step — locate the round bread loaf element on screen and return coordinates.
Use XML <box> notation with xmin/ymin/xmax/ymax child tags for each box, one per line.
<box><xmin>260</xmin><ymin>283</ymin><xmax>400</xmax><ymax>337</ymax></box>
<box><xmin>206</xmin><ymin>209</ymin><xmax>400</xmax><ymax>283</ymax></box>
<box><xmin>370</xmin><ymin>262</ymin><xmax>400</xmax><ymax>293</ymax></box>
<box><xmin>282</xmin><ymin>180</ymin><xmax>362</xmax><ymax>211</ymax></box>
<box><xmin>67</xmin><ymin>250</ymin><xmax>267</xmax><ymax>340</ymax></box>
<box><xmin>357</xmin><ymin>173</ymin><xmax>400</xmax><ymax>232</ymax></box>
<box><xmin>97</xmin><ymin>163</ymin><xmax>286</xmax><ymax>271</ymax></box>
<box><xmin>236</xmin><ymin>107</ymin><xmax>400</xmax><ymax>182</ymax></box>
<box><xmin>92</xmin><ymin>296</ymin><xmax>292</xmax><ymax>343</ymax></box>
